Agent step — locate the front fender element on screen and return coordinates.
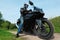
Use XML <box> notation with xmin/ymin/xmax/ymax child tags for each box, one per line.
<box><xmin>41</xmin><ymin>18</ymin><xmax>48</xmax><ymax>21</ymax></box>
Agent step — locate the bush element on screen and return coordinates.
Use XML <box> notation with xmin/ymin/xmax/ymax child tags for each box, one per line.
<box><xmin>9</xmin><ymin>24</ymin><xmax>17</xmax><ymax>29</ymax></box>
<box><xmin>1</xmin><ymin>20</ymin><xmax>17</xmax><ymax>30</ymax></box>
<box><xmin>50</xmin><ymin>16</ymin><xmax>60</xmax><ymax>33</ymax></box>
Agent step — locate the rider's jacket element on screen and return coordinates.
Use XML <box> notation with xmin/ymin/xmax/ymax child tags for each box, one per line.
<box><xmin>20</xmin><ymin>7</ymin><xmax>29</xmax><ymax>16</ymax></box>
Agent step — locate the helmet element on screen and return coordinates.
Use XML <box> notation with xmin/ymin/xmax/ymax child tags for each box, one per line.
<box><xmin>24</xmin><ymin>3</ymin><xmax>28</xmax><ymax>9</ymax></box>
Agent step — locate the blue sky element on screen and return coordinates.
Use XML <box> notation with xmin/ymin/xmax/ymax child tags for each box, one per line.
<box><xmin>0</xmin><ymin>0</ymin><xmax>60</xmax><ymax>23</ymax></box>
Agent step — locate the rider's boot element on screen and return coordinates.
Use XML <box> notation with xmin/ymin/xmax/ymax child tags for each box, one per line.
<box><xmin>16</xmin><ymin>33</ymin><xmax>19</xmax><ymax>38</ymax></box>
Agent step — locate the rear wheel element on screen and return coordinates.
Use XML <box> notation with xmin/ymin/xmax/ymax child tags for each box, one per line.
<box><xmin>33</xmin><ymin>19</ymin><xmax>54</xmax><ymax>39</ymax></box>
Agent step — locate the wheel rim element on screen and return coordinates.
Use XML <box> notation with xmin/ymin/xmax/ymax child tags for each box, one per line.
<box><xmin>35</xmin><ymin>21</ymin><xmax>51</xmax><ymax>36</ymax></box>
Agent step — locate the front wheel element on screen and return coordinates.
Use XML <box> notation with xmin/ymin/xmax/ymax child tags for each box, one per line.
<box><xmin>33</xmin><ymin>19</ymin><xmax>54</xmax><ymax>39</ymax></box>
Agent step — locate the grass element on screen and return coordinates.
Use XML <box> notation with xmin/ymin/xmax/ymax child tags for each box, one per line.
<box><xmin>0</xmin><ymin>29</ymin><xmax>24</xmax><ymax>40</ymax></box>
<box><xmin>0</xmin><ymin>29</ymin><xmax>14</xmax><ymax>40</ymax></box>
<box><xmin>50</xmin><ymin>16</ymin><xmax>60</xmax><ymax>33</ymax></box>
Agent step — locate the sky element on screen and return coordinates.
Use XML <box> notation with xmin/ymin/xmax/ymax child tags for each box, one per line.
<box><xmin>0</xmin><ymin>0</ymin><xmax>60</xmax><ymax>23</ymax></box>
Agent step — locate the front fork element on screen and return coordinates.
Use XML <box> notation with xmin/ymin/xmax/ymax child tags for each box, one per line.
<box><xmin>36</xmin><ymin>18</ymin><xmax>47</xmax><ymax>31</ymax></box>
<box><xmin>36</xmin><ymin>19</ymin><xmax>42</xmax><ymax>28</ymax></box>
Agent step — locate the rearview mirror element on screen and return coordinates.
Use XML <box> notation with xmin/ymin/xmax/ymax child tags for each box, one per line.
<box><xmin>29</xmin><ymin>1</ymin><xmax>34</xmax><ymax>5</ymax></box>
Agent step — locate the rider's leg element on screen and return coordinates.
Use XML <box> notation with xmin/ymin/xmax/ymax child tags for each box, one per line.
<box><xmin>16</xmin><ymin>16</ymin><xmax>23</xmax><ymax>37</ymax></box>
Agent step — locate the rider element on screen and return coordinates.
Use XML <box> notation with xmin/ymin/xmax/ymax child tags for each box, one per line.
<box><xmin>16</xmin><ymin>3</ymin><xmax>29</xmax><ymax>38</ymax></box>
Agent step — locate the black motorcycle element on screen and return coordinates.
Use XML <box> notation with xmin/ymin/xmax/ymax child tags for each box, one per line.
<box><xmin>17</xmin><ymin>1</ymin><xmax>54</xmax><ymax>39</ymax></box>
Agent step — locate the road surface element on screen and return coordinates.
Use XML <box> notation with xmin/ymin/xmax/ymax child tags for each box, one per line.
<box><xmin>9</xmin><ymin>31</ymin><xmax>60</xmax><ymax>40</ymax></box>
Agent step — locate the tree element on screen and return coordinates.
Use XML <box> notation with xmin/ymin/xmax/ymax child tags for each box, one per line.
<box><xmin>0</xmin><ymin>11</ymin><xmax>16</xmax><ymax>29</ymax></box>
<box><xmin>1</xmin><ymin>20</ymin><xmax>11</xmax><ymax>29</ymax></box>
<box><xmin>9</xmin><ymin>23</ymin><xmax>16</xmax><ymax>29</ymax></box>
<box><xmin>0</xmin><ymin>12</ymin><xmax>2</xmax><ymax>19</ymax></box>
<box><xmin>0</xmin><ymin>12</ymin><xmax>3</xmax><ymax>27</ymax></box>
<box><xmin>5</xmin><ymin>21</ymin><xmax>11</xmax><ymax>29</ymax></box>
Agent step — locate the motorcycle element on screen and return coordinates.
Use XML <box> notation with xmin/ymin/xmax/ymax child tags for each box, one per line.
<box><xmin>16</xmin><ymin>1</ymin><xmax>54</xmax><ymax>39</ymax></box>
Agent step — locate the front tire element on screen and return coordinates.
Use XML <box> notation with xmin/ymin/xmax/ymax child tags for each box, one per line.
<box><xmin>34</xmin><ymin>19</ymin><xmax>54</xmax><ymax>39</ymax></box>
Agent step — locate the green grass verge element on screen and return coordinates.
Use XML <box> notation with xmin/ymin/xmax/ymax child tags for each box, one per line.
<box><xmin>0</xmin><ymin>29</ymin><xmax>23</xmax><ymax>40</ymax></box>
